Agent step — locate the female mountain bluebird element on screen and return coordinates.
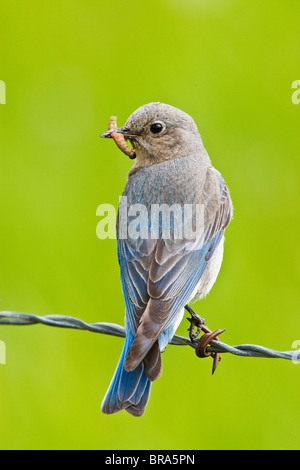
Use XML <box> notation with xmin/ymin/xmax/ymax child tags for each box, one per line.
<box><xmin>100</xmin><ymin>102</ymin><xmax>233</xmax><ymax>416</ymax></box>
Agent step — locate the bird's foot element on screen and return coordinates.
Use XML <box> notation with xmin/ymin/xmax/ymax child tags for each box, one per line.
<box><xmin>184</xmin><ymin>304</ymin><xmax>225</xmax><ymax>375</ymax></box>
<box><xmin>185</xmin><ymin>304</ymin><xmax>206</xmax><ymax>341</ymax></box>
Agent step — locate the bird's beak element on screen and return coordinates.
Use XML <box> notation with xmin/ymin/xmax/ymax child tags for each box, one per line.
<box><xmin>100</xmin><ymin>127</ymin><xmax>134</xmax><ymax>139</ymax></box>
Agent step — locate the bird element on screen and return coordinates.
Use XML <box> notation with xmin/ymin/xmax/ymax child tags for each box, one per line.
<box><xmin>100</xmin><ymin>102</ymin><xmax>233</xmax><ymax>416</ymax></box>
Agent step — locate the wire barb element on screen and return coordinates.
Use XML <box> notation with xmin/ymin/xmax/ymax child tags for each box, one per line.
<box><xmin>0</xmin><ymin>311</ymin><xmax>299</xmax><ymax>363</ymax></box>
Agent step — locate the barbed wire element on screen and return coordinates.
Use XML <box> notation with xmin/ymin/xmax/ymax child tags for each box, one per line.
<box><xmin>0</xmin><ymin>310</ymin><xmax>299</xmax><ymax>362</ymax></box>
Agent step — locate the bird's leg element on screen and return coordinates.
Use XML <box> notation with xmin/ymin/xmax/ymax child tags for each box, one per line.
<box><xmin>185</xmin><ymin>304</ymin><xmax>206</xmax><ymax>341</ymax></box>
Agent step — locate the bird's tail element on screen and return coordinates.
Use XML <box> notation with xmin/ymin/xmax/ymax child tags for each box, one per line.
<box><xmin>101</xmin><ymin>329</ymin><xmax>151</xmax><ymax>417</ymax></box>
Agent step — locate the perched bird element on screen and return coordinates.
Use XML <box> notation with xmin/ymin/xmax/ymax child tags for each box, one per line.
<box><xmin>100</xmin><ymin>102</ymin><xmax>233</xmax><ymax>416</ymax></box>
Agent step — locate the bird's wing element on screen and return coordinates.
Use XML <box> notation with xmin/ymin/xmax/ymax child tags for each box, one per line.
<box><xmin>117</xmin><ymin>166</ymin><xmax>232</xmax><ymax>370</ymax></box>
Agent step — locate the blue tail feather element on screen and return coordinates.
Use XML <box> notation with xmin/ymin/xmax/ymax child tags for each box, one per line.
<box><xmin>101</xmin><ymin>329</ymin><xmax>151</xmax><ymax>416</ymax></box>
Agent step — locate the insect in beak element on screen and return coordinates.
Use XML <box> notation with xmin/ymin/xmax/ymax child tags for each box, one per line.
<box><xmin>100</xmin><ymin>117</ymin><xmax>136</xmax><ymax>159</ymax></box>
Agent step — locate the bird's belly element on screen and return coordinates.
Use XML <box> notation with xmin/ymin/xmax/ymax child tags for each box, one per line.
<box><xmin>192</xmin><ymin>236</ymin><xmax>225</xmax><ymax>302</ymax></box>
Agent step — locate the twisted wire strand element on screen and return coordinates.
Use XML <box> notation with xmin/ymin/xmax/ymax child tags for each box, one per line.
<box><xmin>0</xmin><ymin>311</ymin><xmax>299</xmax><ymax>361</ymax></box>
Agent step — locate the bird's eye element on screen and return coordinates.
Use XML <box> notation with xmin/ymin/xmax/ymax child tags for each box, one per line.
<box><xmin>150</xmin><ymin>122</ymin><xmax>164</xmax><ymax>134</ymax></box>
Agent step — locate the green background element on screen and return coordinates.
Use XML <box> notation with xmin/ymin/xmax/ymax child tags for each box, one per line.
<box><xmin>1</xmin><ymin>0</ymin><xmax>300</xmax><ymax>450</ymax></box>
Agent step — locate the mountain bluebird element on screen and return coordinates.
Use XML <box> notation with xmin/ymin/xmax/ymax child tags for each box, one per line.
<box><xmin>100</xmin><ymin>102</ymin><xmax>233</xmax><ymax>416</ymax></box>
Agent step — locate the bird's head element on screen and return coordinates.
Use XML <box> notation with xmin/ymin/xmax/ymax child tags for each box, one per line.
<box><xmin>102</xmin><ymin>102</ymin><xmax>205</xmax><ymax>167</ymax></box>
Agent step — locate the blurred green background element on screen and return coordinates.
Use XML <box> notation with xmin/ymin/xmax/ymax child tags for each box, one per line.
<box><xmin>1</xmin><ymin>0</ymin><xmax>300</xmax><ymax>450</ymax></box>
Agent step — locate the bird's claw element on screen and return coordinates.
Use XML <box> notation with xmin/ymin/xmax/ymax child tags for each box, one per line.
<box><xmin>185</xmin><ymin>304</ymin><xmax>225</xmax><ymax>375</ymax></box>
<box><xmin>185</xmin><ymin>305</ymin><xmax>206</xmax><ymax>341</ymax></box>
<box><xmin>186</xmin><ymin>316</ymin><xmax>206</xmax><ymax>341</ymax></box>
